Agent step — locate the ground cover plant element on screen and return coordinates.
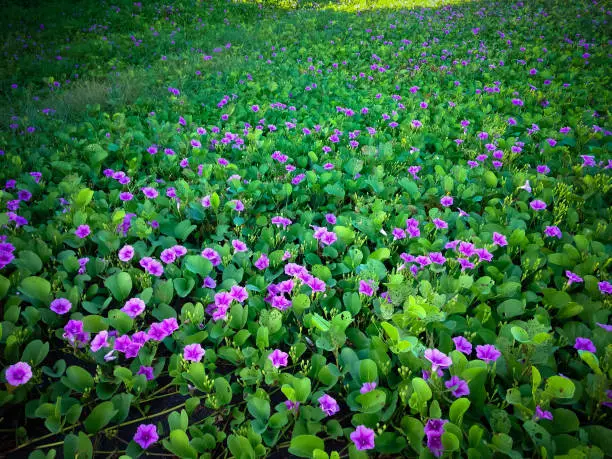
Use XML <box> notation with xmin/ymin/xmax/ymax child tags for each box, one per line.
<box><xmin>0</xmin><ymin>0</ymin><xmax>611</xmax><ymax>457</ymax></box>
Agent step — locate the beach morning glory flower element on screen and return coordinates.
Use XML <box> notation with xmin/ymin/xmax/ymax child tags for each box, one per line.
<box><xmin>350</xmin><ymin>425</ymin><xmax>375</xmax><ymax>451</ymax></box>
<box><xmin>268</xmin><ymin>349</ymin><xmax>289</xmax><ymax>368</ymax></box>
<box><xmin>574</xmin><ymin>337</ymin><xmax>596</xmax><ymax>353</ymax></box>
<box><xmin>445</xmin><ymin>376</ymin><xmax>470</xmax><ymax>398</ymax></box>
<box><xmin>133</xmin><ymin>424</ymin><xmax>158</xmax><ymax>449</ymax></box>
<box><xmin>476</xmin><ymin>344</ymin><xmax>501</xmax><ymax>363</ymax></box>
<box><xmin>452</xmin><ymin>336</ymin><xmax>472</xmax><ymax>355</ymax></box>
<box><xmin>360</xmin><ymin>382</ymin><xmax>377</xmax><ymax>394</ymax></box>
<box><xmin>75</xmin><ymin>225</ymin><xmax>91</xmax><ymax>238</ymax></box>
<box><xmin>183</xmin><ymin>343</ymin><xmax>205</xmax><ymax>362</ymax></box>
<box><xmin>318</xmin><ymin>394</ymin><xmax>340</xmax><ymax>416</ymax></box>
<box><xmin>534</xmin><ymin>406</ymin><xmax>553</xmax><ymax>421</ymax></box>
<box><xmin>424</xmin><ymin>349</ymin><xmax>452</xmax><ymax>372</ymax></box>
<box><xmin>5</xmin><ymin>362</ymin><xmax>32</xmax><ymax>386</ymax></box>
<box><xmin>50</xmin><ymin>298</ymin><xmax>72</xmax><ymax>315</ymax></box>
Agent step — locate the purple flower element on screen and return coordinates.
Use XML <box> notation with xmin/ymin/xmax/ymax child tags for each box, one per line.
<box><xmin>183</xmin><ymin>343</ymin><xmax>205</xmax><ymax>362</ymax></box>
<box><xmin>424</xmin><ymin>349</ymin><xmax>452</xmax><ymax>372</ymax></box>
<box><xmin>534</xmin><ymin>406</ymin><xmax>553</xmax><ymax>421</ymax></box>
<box><xmin>360</xmin><ymin>382</ymin><xmax>377</xmax><ymax>394</ymax></box>
<box><xmin>160</xmin><ymin>248</ymin><xmax>176</xmax><ymax>264</ymax></box>
<box><xmin>5</xmin><ymin>362</ymin><xmax>32</xmax><ymax>386</ymax></box>
<box><xmin>433</xmin><ymin>218</ymin><xmax>448</xmax><ymax>229</ymax></box>
<box><xmin>254</xmin><ymin>254</ymin><xmax>269</xmax><ymax>270</ymax></box>
<box><xmin>137</xmin><ymin>366</ymin><xmax>155</xmax><ymax>381</ymax></box>
<box><xmin>90</xmin><ymin>331</ymin><xmax>110</xmax><ymax>352</ymax></box>
<box><xmin>232</xmin><ymin>240</ymin><xmax>248</xmax><ymax>253</ymax></box>
<box><xmin>453</xmin><ymin>336</ymin><xmax>472</xmax><ymax>355</ymax></box>
<box><xmin>530</xmin><ymin>200</ymin><xmax>547</xmax><ymax>211</ymax></box>
<box><xmin>142</xmin><ymin>187</ymin><xmax>158</xmax><ymax>199</ymax></box>
<box><xmin>325</xmin><ymin>213</ymin><xmax>337</xmax><ymax>225</ymax></box>
<box><xmin>544</xmin><ymin>226</ymin><xmax>562</xmax><ymax>239</ymax></box>
<box><xmin>269</xmin><ymin>349</ymin><xmax>289</xmax><ymax>368</ymax></box>
<box><xmin>133</xmin><ymin>424</ymin><xmax>158</xmax><ymax>449</ymax></box>
<box><xmin>537</xmin><ymin>165</ymin><xmax>550</xmax><ymax>175</ymax></box>
<box><xmin>285</xmin><ymin>400</ymin><xmax>300</xmax><ymax>411</ymax></box>
<box><xmin>476</xmin><ymin>344</ymin><xmax>501</xmax><ymax>363</ymax></box>
<box><xmin>445</xmin><ymin>376</ymin><xmax>470</xmax><ymax>398</ymax></box>
<box><xmin>596</xmin><ymin>322</ymin><xmax>612</xmax><ymax>332</ymax></box>
<box><xmin>492</xmin><ymin>232</ymin><xmax>507</xmax><ymax>247</ymax></box>
<box><xmin>359</xmin><ymin>280</ymin><xmax>375</xmax><ymax>296</ymax></box>
<box><xmin>318</xmin><ymin>394</ymin><xmax>340</xmax><ymax>416</ymax></box>
<box><xmin>75</xmin><ymin>225</ymin><xmax>91</xmax><ymax>239</ymax></box>
<box><xmin>121</xmin><ymin>298</ymin><xmax>146</xmax><ymax>318</ymax></box>
<box><xmin>230</xmin><ymin>285</ymin><xmax>248</xmax><ymax>303</ymax></box>
<box><xmin>598</xmin><ymin>281</ymin><xmax>612</xmax><ymax>295</ymax></box>
<box><xmin>50</xmin><ymin>298</ymin><xmax>72</xmax><ymax>315</ymax></box>
<box><xmin>350</xmin><ymin>425</ymin><xmax>375</xmax><ymax>451</ymax></box>
<box><xmin>566</xmin><ymin>270</ymin><xmax>583</xmax><ymax>285</ymax></box>
<box><xmin>440</xmin><ymin>196</ymin><xmax>453</xmax><ymax>207</ymax></box>
<box><xmin>424</xmin><ymin>419</ymin><xmax>448</xmax><ymax>457</ymax></box>
<box><xmin>574</xmin><ymin>337</ymin><xmax>596</xmax><ymax>353</ymax></box>
<box><xmin>118</xmin><ymin>245</ymin><xmax>134</xmax><ymax>262</ymax></box>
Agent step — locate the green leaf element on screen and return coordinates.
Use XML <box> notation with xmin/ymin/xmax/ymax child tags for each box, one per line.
<box><xmin>164</xmin><ymin>430</ymin><xmax>197</xmax><ymax>459</ymax></box>
<box><xmin>227</xmin><ymin>435</ymin><xmax>255</xmax><ymax>459</ymax></box>
<box><xmin>289</xmin><ymin>435</ymin><xmax>325</xmax><ymax>458</ymax></box>
<box><xmin>174</xmin><ymin>220</ymin><xmax>197</xmax><ymax>240</ymax></box>
<box><xmin>545</xmin><ymin>376</ymin><xmax>575</xmax><ymax>399</ymax></box>
<box><xmin>174</xmin><ymin>277</ymin><xmax>195</xmax><ymax>297</ymax></box>
<box><xmin>14</xmin><ymin>250</ymin><xmax>43</xmax><ymax>273</ymax></box>
<box><xmin>64</xmin><ymin>366</ymin><xmax>94</xmax><ymax>392</ymax></box>
<box><xmin>356</xmin><ymin>389</ymin><xmax>386</xmax><ymax>413</ymax></box>
<box><xmin>359</xmin><ymin>359</ymin><xmax>378</xmax><ymax>383</ymax></box>
<box><xmin>210</xmin><ymin>193</ymin><xmax>221</xmax><ymax>211</ymax></box>
<box><xmin>497</xmin><ymin>299</ymin><xmax>524</xmax><ymax>319</ymax></box>
<box><xmin>0</xmin><ymin>275</ymin><xmax>9</xmax><ymax>299</ymax></box>
<box><xmin>510</xmin><ymin>326</ymin><xmax>530</xmax><ymax>343</ymax></box>
<box><xmin>83</xmin><ymin>401</ymin><xmax>118</xmax><ymax>433</ymax></box>
<box><xmin>449</xmin><ymin>398</ymin><xmax>471</xmax><ymax>424</ymax></box>
<box><xmin>21</xmin><ymin>340</ymin><xmax>49</xmax><ymax>366</ymax></box>
<box><xmin>104</xmin><ymin>272</ymin><xmax>132</xmax><ymax>301</ymax></box>
<box><xmin>412</xmin><ymin>378</ymin><xmax>432</xmax><ymax>401</ymax></box>
<box><xmin>63</xmin><ymin>431</ymin><xmax>93</xmax><ymax>459</ymax></box>
<box><xmin>183</xmin><ymin>256</ymin><xmax>212</xmax><ymax>276</ymax></box>
<box><xmin>247</xmin><ymin>396</ymin><xmax>270</xmax><ymax>421</ymax></box>
<box><xmin>442</xmin><ymin>432</ymin><xmax>460</xmax><ymax>451</ymax></box>
<box><xmin>18</xmin><ymin>276</ymin><xmax>51</xmax><ymax>304</ymax></box>
<box><xmin>75</xmin><ymin>188</ymin><xmax>94</xmax><ymax>208</ymax></box>
<box><xmin>214</xmin><ymin>377</ymin><xmax>233</xmax><ymax>405</ymax></box>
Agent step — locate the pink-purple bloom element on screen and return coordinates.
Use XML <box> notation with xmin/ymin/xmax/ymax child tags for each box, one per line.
<box><xmin>183</xmin><ymin>343</ymin><xmax>205</xmax><ymax>362</ymax></box>
<box><xmin>574</xmin><ymin>337</ymin><xmax>596</xmax><ymax>353</ymax></box>
<box><xmin>452</xmin><ymin>336</ymin><xmax>472</xmax><ymax>355</ymax></box>
<box><xmin>476</xmin><ymin>344</ymin><xmax>501</xmax><ymax>363</ymax></box>
<box><xmin>530</xmin><ymin>199</ymin><xmax>547</xmax><ymax>211</ymax></box>
<box><xmin>268</xmin><ymin>349</ymin><xmax>289</xmax><ymax>368</ymax></box>
<box><xmin>424</xmin><ymin>349</ymin><xmax>452</xmax><ymax>372</ymax></box>
<box><xmin>534</xmin><ymin>406</ymin><xmax>553</xmax><ymax>421</ymax></box>
<box><xmin>50</xmin><ymin>298</ymin><xmax>72</xmax><ymax>315</ymax></box>
<box><xmin>445</xmin><ymin>376</ymin><xmax>470</xmax><ymax>398</ymax></box>
<box><xmin>118</xmin><ymin>245</ymin><xmax>135</xmax><ymax>262</ymax></box>
<box><xmin>360</xmin><ymin>382</ymin><xmax>377</xmax><ymax>394</ymax></box>
<box><xmin>5</xmin><ymin>362</ymin><xmax>32</xmax><ymax>386</ymax></box>
<box><xmin>350</xmin><ymin>425</ymin><xmax>375</xmax><ymax>451</ymax></box>
<box><xmin>75</xmin><ymin>225</ymin><xmax>91</xmax><ymax>239</ymax></box>
<box><xmin>121</xmin><ymin>298</ymin><xmax>146</xmax><ymax>318</ymax></box>
<box><xmin>318</xmin><ymin>394</ymin><xmax>340</xmax><ymax>416</ymax></box>
<box><xmin>133</xmin><ymin>424</ymin><xmax>158</xmax><ymax>449</ymax></box>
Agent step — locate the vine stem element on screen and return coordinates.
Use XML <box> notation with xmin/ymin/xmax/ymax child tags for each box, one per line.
<box><xmin>8</xmin><ymin>401</ymin><xmax>187</xmax><ymax>453</ymax></box>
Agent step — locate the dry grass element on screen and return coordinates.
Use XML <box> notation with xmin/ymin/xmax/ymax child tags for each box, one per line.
<box><xmin>0</xmin><ymin>68</ymin><xmax>148</xmax><ymax>129</ymax></box>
